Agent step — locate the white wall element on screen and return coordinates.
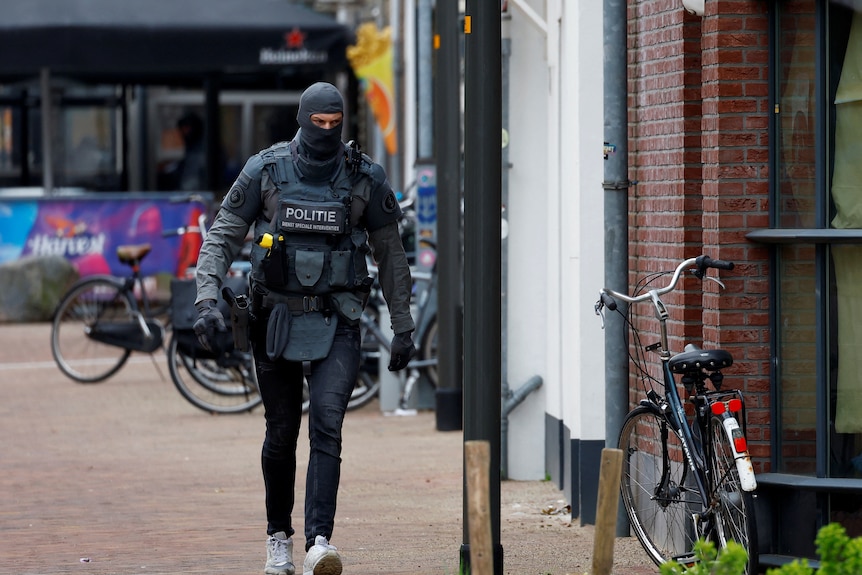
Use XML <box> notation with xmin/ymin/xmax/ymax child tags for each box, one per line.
<box><xmin>504</xmin><ymin>0</ymin><xmax>553</xmax><ymax>480</ymax></box>
<box><xmin>505</xmin><ymin>0</ymin><xmax>606</xmax><ymax>479</ymax></box>
<box><xmin>571</xmin><ymin>0</ymin><xmax>606</xmax><ymax>445</ymax></box>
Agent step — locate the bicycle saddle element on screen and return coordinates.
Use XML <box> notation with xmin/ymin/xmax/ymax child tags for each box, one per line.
<box><xmin>668</xmin><ymin>345</ymin><xmax>733</xmax><ymax>373</ymax></box>
<box><xmin>116</xmin><ymin>243</ymin><xmax>152</xmax><ymax>265</ymax></box>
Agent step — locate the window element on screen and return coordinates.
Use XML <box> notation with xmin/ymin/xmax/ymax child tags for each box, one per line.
<box><xmin>771</xmin><ymin>0</ymin><xmax>862</xmax><ymax>535</ymax></box>
<box><xmin>0</xmin><ymin>83</ymin><xmax>123</xmax><ymax>191</ymax></box>
<box><xmin>148</xmin><ymin>90</ymin><xmax>300</xmax><ymax>198</ymax></box>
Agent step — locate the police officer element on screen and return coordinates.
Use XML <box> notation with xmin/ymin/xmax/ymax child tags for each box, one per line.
<box><xmin>193</xmin><ymin>82</ymin><xmax>416</xmax><ymax>575</ymax></box>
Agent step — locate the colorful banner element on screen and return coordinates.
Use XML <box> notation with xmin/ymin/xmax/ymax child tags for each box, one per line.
<box><xmin>347</xmin><ymin>23</ymin><xmax>397</xmax><ymax>155</ymax></box>
<box><xmin>0</xmin><ymin>193</ymin><xmax>210</xmax><ymax>279</ymax></box>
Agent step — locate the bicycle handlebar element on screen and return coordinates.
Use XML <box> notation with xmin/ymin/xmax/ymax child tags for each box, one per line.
<box><xmin>161</xmin><ymin>213</ymin><xmax>210</xmax><ymax>240</ymax></box>
<box><xmin>598</xmin><ymin>255</ymin><xmax>734</xmax><ymax>309</ymax></box>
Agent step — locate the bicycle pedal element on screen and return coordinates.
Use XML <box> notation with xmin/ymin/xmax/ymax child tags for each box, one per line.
<box><xmin>672</xmin><ymin>552</ymin><xmax>699</xmax><ymax>567</ymax></box>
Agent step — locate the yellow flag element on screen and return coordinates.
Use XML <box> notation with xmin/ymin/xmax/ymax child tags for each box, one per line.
<box><xmin>347</xmin><ymin>24</ymin><xmax>397</xmax><ymax>155</ymax></box>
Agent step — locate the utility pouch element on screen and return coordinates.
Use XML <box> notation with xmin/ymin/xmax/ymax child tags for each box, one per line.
<box><xmin>266</xmin><ymin>304</ymin><xmax>337</xmax><ymax>362</ymax></box>
<box><xmin>330</xmin><ymin>291</ymin><xmax>365</xmax><ymax>325</ymax></box>
<box><xmin>258</xmin><ymin>232</ymin><xmax>287</xmax><ymax>287</ymax></box>
<box><xmin>222</xmin><ymin>286</ymin><xmax>251</xmax><ymax>352</ymax></box>
<box><xmin>294</xmin><ymin>249</ymin><xmax>325</xmax><ymax>288</ymax></box>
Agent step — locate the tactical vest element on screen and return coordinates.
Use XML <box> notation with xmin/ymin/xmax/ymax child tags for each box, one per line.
<box><xmin>250</xmin><ymin>142</ymin><xmax>371</xmax><ymax>298</ymax></box>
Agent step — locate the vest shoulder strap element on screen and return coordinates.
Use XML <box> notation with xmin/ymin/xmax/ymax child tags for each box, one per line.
<box><xmin>260</xmin><ymin>141</ymin><xmax>296</xmax><ymax>185</ymax></box>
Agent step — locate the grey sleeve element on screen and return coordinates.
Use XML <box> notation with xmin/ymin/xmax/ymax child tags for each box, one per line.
<box><xmin>220</xmin><ymin>154</ymin><xmax>264</xmax><ymax>224</ymax></box>
<box><xmin>368</xmin><ymin>221</ymin><xmax>415</xmax><ymax>335</ymax></box>
<box><xmin>363</xmin><ymin>164</ymin><xmax>402</xmax><ymax>232</ymax></box>
<box><xmin>195</xmin><ymin>209</ymin><xmax>250</xmax><ymax>305</ymax></box>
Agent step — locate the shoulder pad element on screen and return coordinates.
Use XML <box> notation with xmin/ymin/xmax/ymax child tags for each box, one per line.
<box><xmin>259</xmin><ymin>141</ymin><xmax>292</xmax><ymax>164</ymax></box>
<box><xmin>361</xmin><ymin>157</ymin><xmax>386</xmax><ymax>183</ymax></box>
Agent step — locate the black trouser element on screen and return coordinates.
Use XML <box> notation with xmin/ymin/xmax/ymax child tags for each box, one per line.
<box><xmin>251</xmin><ymin>309</ymin><xmax>360</xmax><ymax>550</ymax></box>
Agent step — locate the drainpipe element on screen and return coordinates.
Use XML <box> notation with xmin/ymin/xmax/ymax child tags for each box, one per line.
<box><xmin>603</xmin><ymin>0</ymin><xmax>630</xmax><ymax>536</ymax></box>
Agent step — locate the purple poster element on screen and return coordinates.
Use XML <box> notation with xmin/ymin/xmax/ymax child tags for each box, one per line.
<box><xmin>0</xmin><ymin>193</ymin><xmax>211</xmax><ymax>279</ymax></box>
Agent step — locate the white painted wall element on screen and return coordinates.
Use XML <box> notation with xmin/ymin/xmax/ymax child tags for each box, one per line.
<box><xmin>572</xmin><ymin>1</ymin><xmax>606</xmax><ymax>444</ymax></box>
<box><xmin>505</xmin><ymin>0</ymin><xmax>606</xmax><ymax>479</ymax></box>
<box><xmin>504</xmin><ymin>0</ymin><xmax>552</xmax><ymax>480</ymax></box>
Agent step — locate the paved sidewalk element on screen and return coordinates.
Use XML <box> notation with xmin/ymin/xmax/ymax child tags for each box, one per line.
<box><xmin>0</xmin><ymin>323</ymin><xmax>655</xmax><ymax>575</ymax></box>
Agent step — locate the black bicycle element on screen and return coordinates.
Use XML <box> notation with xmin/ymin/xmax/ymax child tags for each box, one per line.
<box><xmin>596</xmin><ymin>255</ymin><xmax>758</xmax><ymax>574</ymax></box>
<box><xmin>51</xmin><ymin>243</ymin><xmax>168</xmax><ymax>383</ymax></box>
<box><xmin>51</xmin><ymin>206</ymin><xmax>260</xmax><ymax>415</ymax></box>
<box><xmin>160</xmin><ymin>206</ymin><xmax>260</xmax><ymax>415</ymax></box>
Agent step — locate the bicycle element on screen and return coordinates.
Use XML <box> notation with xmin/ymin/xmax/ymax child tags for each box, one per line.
<box><xmin>166</xmin><ymin>274</ymin><xmax>260</xmax><ymax>414</ymax></box>
<box><xmin>50</xmin><ymin>202</ymin><xmax>261</xmax><ymax>415</ymax></box>
<box><xmin>161</xmin><ymin>205</ymin><xmax>261</xmax><ymax>415</ymax></box>
<box><xmin>595</xmin><ymin>255</ymin><xmax>758</xmax><ymax>574</ymax></box>
<box><xmin>51</xmin><ymin>243</ymin><xmax>168</xmax><ymax>383</ymax></box>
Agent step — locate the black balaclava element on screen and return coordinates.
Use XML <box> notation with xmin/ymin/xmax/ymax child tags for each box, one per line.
<box><xmin>296</xmin><ymin>82</ymin><xmax>344</xmax><ymax>170</ymax></box>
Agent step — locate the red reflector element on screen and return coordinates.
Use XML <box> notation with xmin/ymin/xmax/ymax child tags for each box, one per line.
<box><xmin>711</xmin><ymin>402</ymin><xmax>726</xmax><ymax>415</ymax></box>
<box><xmin>728</xmin><ymin>398</ymin><xmax>742</xmax><ymax>412</ymax></box>
<box><xmin>734</xmin><ymin>437</ymin><xmax>747</xmax><ymax>452</ymax></box>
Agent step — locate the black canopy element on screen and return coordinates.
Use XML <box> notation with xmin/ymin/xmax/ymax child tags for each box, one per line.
<box><xmin>0</xmin><ymin>0</ymin><xmax>352</xmax><ymax>85</ymax></box>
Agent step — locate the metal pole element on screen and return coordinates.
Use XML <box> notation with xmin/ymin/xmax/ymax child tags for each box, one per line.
<box><xmin>433</xmin><ymin>0</ymin><xmax>464</xmax><ymax>432</ymax></box>
<box><xmin>463</xmin><ymin>1</ymin><xmax>502</xmax><ymax>573</ymax></box>
<box><xmin>417</xmin><ymin>0</ymin><xmax>433</xmax><ymax>160</ymax></box>
<box><xmin>204</xmin><ymin>75</ymin><xmax>221</xmax><ymax>195</ymax></box>
<box><xmin>603</xmin><ymin>0</ymin><xmax>631</xmax><ymax>537</ymax></box>
<box><xmin>39</xmin><ymin>68</ymin><xmax>53</xmax><ymax>194</ymax></box>
<box><xmin>389</xmin><ymin>0</ymin><xmax>403</xmax><ymax>192</ymax></box>
<box><xmin>500</xmin><ymin>7</ymin><xmax>511</xmax><ymax>480</ymax></box>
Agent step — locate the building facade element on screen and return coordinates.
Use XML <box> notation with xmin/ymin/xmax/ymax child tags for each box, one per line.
<box><xmin>503</xmin><ymin>0</ymin><xmax>862</xmax><ymax>566</ymax></box>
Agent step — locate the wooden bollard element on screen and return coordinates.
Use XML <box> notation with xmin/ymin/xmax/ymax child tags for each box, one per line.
<box><xmin>591</xmin><ymin>448</ymin><xmax>623</xmax><ymax>575</ymax></box>
<box><xmin>465</xmin><ymin>440</ymin><xmax>493</xmax><ymax>575</ymax></box>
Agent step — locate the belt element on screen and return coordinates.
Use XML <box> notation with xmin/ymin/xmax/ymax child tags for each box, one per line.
<box><xmin>258</xmin><ymin>291</ymin><xmax>330</xmax><ymax>313</ymax></box>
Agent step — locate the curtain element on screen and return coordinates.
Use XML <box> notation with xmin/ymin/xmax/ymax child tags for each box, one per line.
<box><xmin>832</xmin><ymin>11</ymin><xmax>862</xmax><ymax>433</ymax></box>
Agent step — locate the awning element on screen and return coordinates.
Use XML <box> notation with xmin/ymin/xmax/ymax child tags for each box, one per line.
<box><xmin>0</xmin><ymin>0</ymin><xmax>352</xmax><ymax>85</ymax></box>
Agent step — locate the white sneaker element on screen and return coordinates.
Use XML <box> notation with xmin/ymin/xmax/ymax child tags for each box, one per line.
<box><xmin>265</xmin><ymin>531</ymin><xmax>295</xmax><ymax>575</ymax></box>
<box><xmin>302</xmin><ymin>535</ymin><xmax>342</xmax><ymax>575</ymax></box>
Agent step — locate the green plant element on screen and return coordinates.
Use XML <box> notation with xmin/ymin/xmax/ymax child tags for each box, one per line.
<box><xmin>658</xmin><ymin>522</ymin><xmax>862</xmax><ymax>575</ymax></box>
<box><xmin>658</xmin><ymin>539</ymin><xmax>748</xmax><ymax>575</ymax></box>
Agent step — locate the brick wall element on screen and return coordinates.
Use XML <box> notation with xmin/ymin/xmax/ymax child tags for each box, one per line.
<box><xmin>628</xmin><ymin>0</ymin><xmax>772</xmax><ymax>470</ymax></box>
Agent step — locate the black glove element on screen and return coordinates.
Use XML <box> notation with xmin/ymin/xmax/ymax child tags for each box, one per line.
<box><xmin>388</xmin><ymin>331</ymin><xmax>416</xmax><ymax>371</ymax></box>
<box><xmin>193</xmin><ymin>299</ymin><xmax>226</xmax><ymax>353</ymax></box>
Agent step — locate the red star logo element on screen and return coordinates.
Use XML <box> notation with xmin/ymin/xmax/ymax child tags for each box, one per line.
<box><xmin>285</xmin><ymin>28</ymin><xmax>305</xmax><ymax>49</ymax></box>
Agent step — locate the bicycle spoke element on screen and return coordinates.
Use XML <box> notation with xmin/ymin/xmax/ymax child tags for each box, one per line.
<box><xmin>167</xmin><ymin>333</ymin><xmax>261</xmax><ymax>414</ymax></box>
<box><xmin>51</xmin><ymin>279</ymin><xmax>133</xmax><ymax>383</ymax></box>
<box><xmin>620</xmin><ymin>408</ymin><xmax>705</xmax><ymax>566</ymax></box>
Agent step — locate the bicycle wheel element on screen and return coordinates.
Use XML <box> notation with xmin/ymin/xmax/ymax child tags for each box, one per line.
<box><xmin>619</xmin><ymin>406</ymin><xmax>705</xmax><ymax>566</ymax></box>
<box><xmin>708</xmin><ymin>415</ymin><xmax>758</xmax><ymax>574</ymax></box>
<box><xmin>347</xmin><ymin>370</ymin><xmax>379</xmax><ymax>410</ymax></box>
<box><xmin>419</xmin><ymin>314</ymin><xmax>438</xmax><ymax>388</ymax></box>
<box><xmin>51</xmin><ymin>277</ymin><xmax>134</xmax><ymax>383</ymax></box>
<box><xmin>167</xmin><ymin>333</ymin><xmax>261</xmax><ymax>414</ymax></box>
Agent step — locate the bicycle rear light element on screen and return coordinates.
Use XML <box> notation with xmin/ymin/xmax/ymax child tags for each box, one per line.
<box><xmin>733</xmin><ymin>432</ymin><xmax>748</xmax><ymax>453</ymax></box>
<box><xmin>710</xmin><ymin>398</ymin><xmax>743</xmax><ymax>415</ymax></box>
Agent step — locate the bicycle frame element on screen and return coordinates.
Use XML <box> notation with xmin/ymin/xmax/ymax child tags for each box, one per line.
<box><xmin>79</xmin><ymin>270</ymin><xmax>163</xmax><ymax>348</ymax></box>
<box><xmin>628</xmin><ymin>313</ymin><xmax>714</xmax><ymax>530</ymax></box>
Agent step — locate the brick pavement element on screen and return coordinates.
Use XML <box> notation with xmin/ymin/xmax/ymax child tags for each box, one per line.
<box><xmin>0</xmin><ymin>323</ymin><xmax>655</xmax><ymax>575</ymax></box>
